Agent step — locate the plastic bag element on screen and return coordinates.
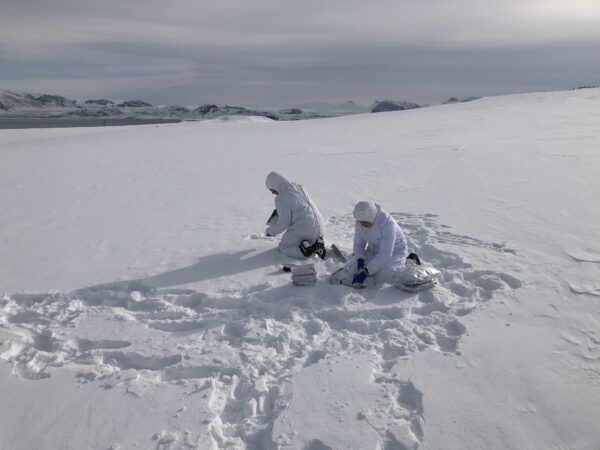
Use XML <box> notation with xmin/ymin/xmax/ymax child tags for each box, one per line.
<box><xmin>393</xmin><ymin>258</ymin><xmax>440</xmax><ymax>292</ymax></box>
<box><xmin>292</xmin><ymin>263</ymin><xmax>317</xmax><ymax>286</ymax></box>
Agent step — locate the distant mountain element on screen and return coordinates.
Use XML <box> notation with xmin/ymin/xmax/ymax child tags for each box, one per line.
<box><xmin>35</xmin><ymin>94</ymin><xmax>78</xmax><ymax>108</ymax></box>
<box><xmin>84</xmin><ymin>99</ymin><xmax>115</xmax><ymax>106</ymax></box>
<box><xmin>278</xmin><ymin>108</ymin><xmax>303</xmax><ymax>115</ymax></box>
<box><xmin>0</xmin><ymin>91</ymin><xmax>283</xmax><ymax>121</ymax></box>
<box><xmin>0</xmin><ymin>90</ymin><xmax>374</xmax><ymax>122</ymax></box>
<box><xmin>371</xmin><ymin>100</ymin><xmax>421</xmax><ymax>113</ymax></box>
<box><xmin>62</xmin><ymin>107</ymin><xmax>123</xmax><ymax>118</ymax></box>
<box><xmin>193</xmin><ymin>104</ymin><xmax>279</xmax><ymax>121</ymax></box>
<box><xmin>117</xmin><ymin>100</ymin><xmax>153</xmax><ymax>108</ymax></box>
<box><xmin>0</xmin><ymin>90</ymin><xmax>77</xmax><ymax>111</ymax></box>
<box><xmin>293</xmin><ymin>100</ymin><xmax>369</xmax><ymax>115</ymax></box>
<box><xmin>444</xmin><ymin>96</ymin><xmax>480</xmax><ymax>104</ymax></box>
<box><xmin>163</xmin><ymin>105</ymin><xmax>190</xmax><ymax>116</ymax></box>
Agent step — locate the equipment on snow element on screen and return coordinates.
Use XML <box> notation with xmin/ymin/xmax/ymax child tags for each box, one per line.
<box><xmin>330</xmin><ymin>244</ymin><xmax>348</xmax><ymax>263</ymax></box>
<box><xmin>328</xmin><ymin>248</ymin><xmax>435</xmax><ymax>291</ymax></box>
<box><xmin>392</xmin><ymin>255</ymin><xmax>439</xmax><ymax>292</ymax></box>
<box><xmin>329</xmin><ymin>266</ymin><xmax>368</xmax><ymax>288</ymax></box>
<box><xmin>292</xmin><ymin>264</ymin><xmax>316</xmax><ymax>276</ymax></box>
<box><xmin>328</xmin><ymin>245</ymin><xmax>363</xmax><ymax>287</ymax></box>
<box><xmin>291</xmin><ymin>263</ymin><xmax>317</xmax><ymax>286</ymax></box>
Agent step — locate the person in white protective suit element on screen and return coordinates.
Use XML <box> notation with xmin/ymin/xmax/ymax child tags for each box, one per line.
<box><xmin>349</xmin><ymin>201</ymin><xmax>409</xmax><ymax>286</ymax></box>
<box><xmin>265</xmin><ymin>171</ymin><xmax>326</xmax><ymax>259</ymax></box>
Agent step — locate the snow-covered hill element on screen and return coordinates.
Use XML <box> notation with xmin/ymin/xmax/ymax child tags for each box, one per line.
<box><xmin>1</xmin><ymin>89</ymin><xmax>599</xmax><ymax>449</ymax></box>
<box><xmin>0</xmin><ymin>90</ymin><xmax>79</xmax><ymax>115</ymax></box>
<box><xmin>371</xmin><ymin>100</ymin><xmax>422</xmax><ymax>113</ymax></box>
<box><xmin>0</xmin><ymin>90</ymin><xmax>362</xmax><ymax>122</ymax></box>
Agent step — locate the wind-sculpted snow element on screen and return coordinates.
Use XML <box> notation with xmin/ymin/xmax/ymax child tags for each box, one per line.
<box><xmin>0</xmin><ymin>214</ymin><xmax>521</xmax><ymax>449</ymax></box>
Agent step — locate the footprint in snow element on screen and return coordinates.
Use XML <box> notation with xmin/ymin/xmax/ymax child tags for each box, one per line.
<box><xmin>0</xmin><ymin>212</ymin><xmax>522</xmax><ymax>448</ymax></box>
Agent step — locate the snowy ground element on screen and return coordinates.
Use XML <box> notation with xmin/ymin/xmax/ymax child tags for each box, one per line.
<box><xmin>1</xmin><ymin>89</ymin><xmax>599</xmax><ymax>449</ymax></box>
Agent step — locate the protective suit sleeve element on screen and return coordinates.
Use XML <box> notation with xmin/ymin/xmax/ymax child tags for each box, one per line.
<box><xmin>352</xmin><ymin>222</ymin><xmax>367</xmax><ymax>258</ymax></box>
<box><xmin>366</xmin><ymin>219</ymin><xmax>396</xmax><ymax>274</ymax></box>
<box><xmin>266</xmin><ymin>195</ymin><xmax>292</xmax><ymax>236</ymax></box>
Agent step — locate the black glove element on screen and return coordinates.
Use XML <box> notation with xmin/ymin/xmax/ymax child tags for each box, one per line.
<box><xmin>266</xmin><ymin>209</ymin><xmax>278</xmax><ymax>225</ymax></box>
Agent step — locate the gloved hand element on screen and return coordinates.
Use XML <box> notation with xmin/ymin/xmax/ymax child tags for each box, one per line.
<box><xmin>357</xmin><ymin>258</ymin><xmax>365</xmax><ymax>270</ymax></box>
<box><xmin>352</xmin><ymin>270</ymin><xmax>367</xmax><ymax>285</ymax></box>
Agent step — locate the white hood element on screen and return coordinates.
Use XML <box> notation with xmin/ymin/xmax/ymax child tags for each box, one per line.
<box><xmin>266</xmin><ymin>171</ymin><xmax>290</xmax><ymax>192</ymax></box>
<box><xmin>353</xmin><ymin>201</ymin><xmax>380</xmax><ymax>222</ymax></box>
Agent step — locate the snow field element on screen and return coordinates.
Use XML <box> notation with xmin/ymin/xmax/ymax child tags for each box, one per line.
<box><xmin>1</xmin><ymin>211</ymin><xmax>521</xmax><ymax>448</ymax></box>
<box><xmin>1</xmin><ymin>88</ymin><xmax>599</xmax><ymax>449</ymax></box>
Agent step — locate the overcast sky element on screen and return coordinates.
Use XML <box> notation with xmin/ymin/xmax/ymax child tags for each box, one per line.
<box><xmin>1</xmin><ymin>0</ymin><xmax>599</xmax><ymax>106</ymax></box>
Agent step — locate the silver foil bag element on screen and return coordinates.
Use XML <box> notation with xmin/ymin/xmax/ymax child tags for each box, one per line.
<box><xmin>393</xmin><ymin>260</ymin><xmax>440</xmax><ymax>292</ymax></box>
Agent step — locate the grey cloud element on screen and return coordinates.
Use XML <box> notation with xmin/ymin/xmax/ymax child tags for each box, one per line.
<box><xmin>4</xmin><ymin>0</ymin><xmax>600</xmax><ymax>48</ymax></box>
<box><xmin>1</xmin><ymin>0</ymin><xmax>599</xmax><ymax>105</ymax></box>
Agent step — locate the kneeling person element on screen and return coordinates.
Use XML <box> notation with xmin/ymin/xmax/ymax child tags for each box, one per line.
<box><xmin>351</xmin><ymin>201</ymin><xmax>408</xmax><ymax>286</ymax></box>
<box><xmin>265</xmin><ymin>171</ymin><xmax>326</xmax><ymax>259</ymax></box>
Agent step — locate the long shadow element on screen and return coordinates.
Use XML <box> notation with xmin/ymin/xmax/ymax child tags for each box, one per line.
<box><xmin>75</xmin><ymin>248</ymin><xmax>286</xmax><ymax>296</ymax></box>
<box><xmin>144</xmin><ymin>248</ymin><xmax>283</xmax><ymax>288</ymax></box>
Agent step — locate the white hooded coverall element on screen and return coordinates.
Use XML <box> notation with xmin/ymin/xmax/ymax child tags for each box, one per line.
<box><xmin>266</xmin><ymin>172</ymin><xmax>325</xmax><ymax>259</ymax></box>
<box><xmin>353</xmin><ymin>205</ymin><xmax>408</xmax><ymax>284</ymax></box>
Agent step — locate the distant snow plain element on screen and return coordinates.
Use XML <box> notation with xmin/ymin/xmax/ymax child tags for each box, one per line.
<box><xmin>1</xmin><ymin>89</ymin><xmax>599</xmax><ymax>449</ymax></box>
